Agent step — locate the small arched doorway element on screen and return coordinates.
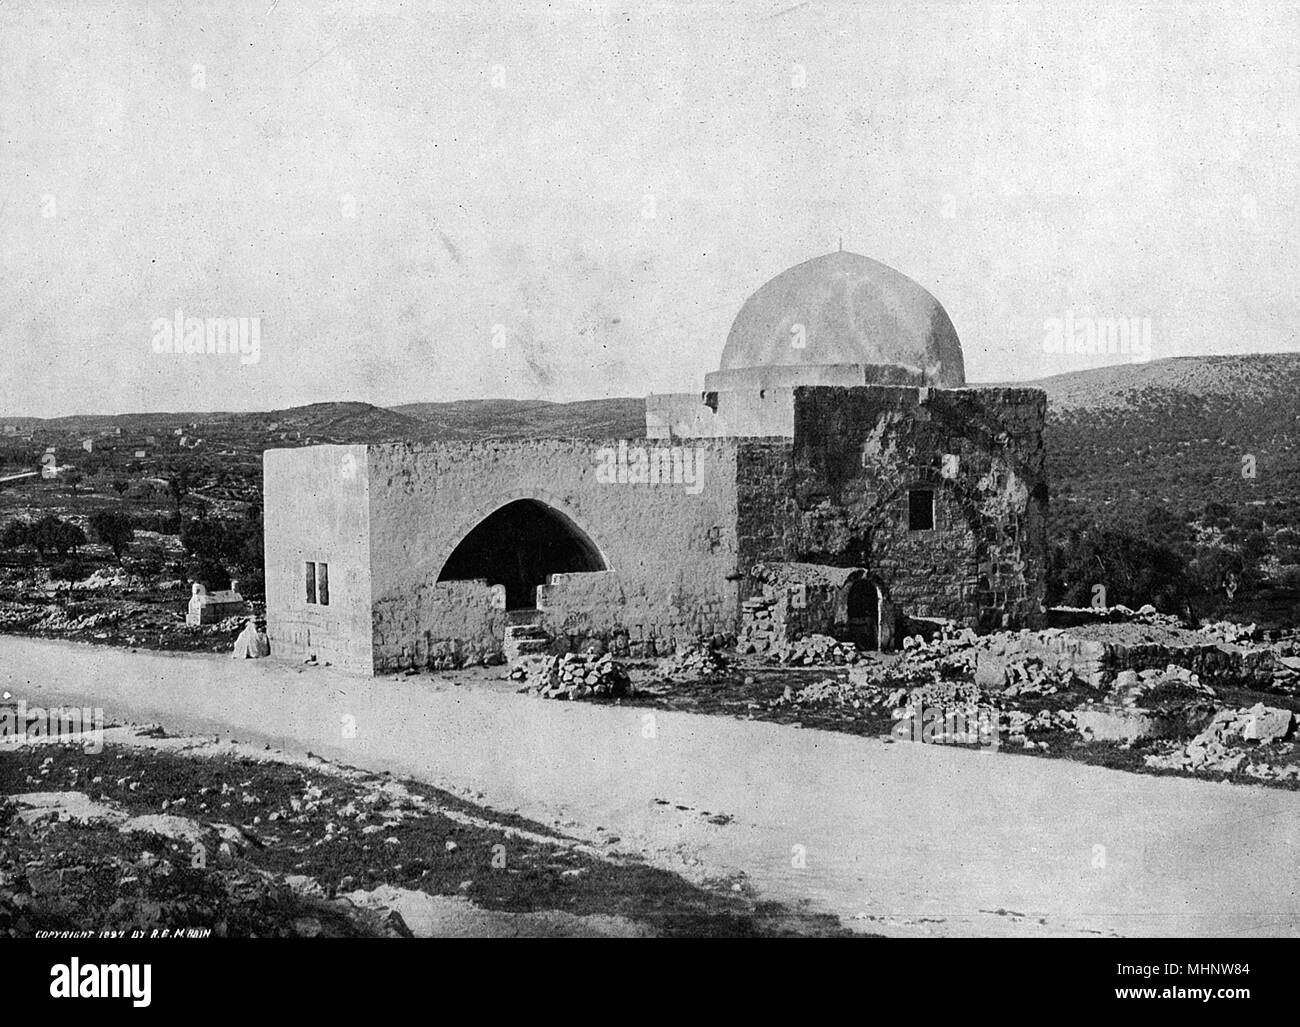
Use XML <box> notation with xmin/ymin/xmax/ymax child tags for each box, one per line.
<box><xmin>839</xmin><ymin>578</ymin><xmax>881</xmax><ymax>650</ymax></box>
<box><xmin>436</xmin><ymin>499</ymin><xmax>607</xmax><ymax>610</ymax></box>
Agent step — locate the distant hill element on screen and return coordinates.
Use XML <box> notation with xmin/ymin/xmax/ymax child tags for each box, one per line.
<box><xmin>10</xmin><ymin>354</ymin><xmax>1299</xmax><ymax>521</ymax></box>
<box><xmin>1</xmin><ymin>402</ymin><xmax>428</xmax><ymax>447</ymax></box>
<box><xmin>392</xmin><ymin>397</ymin><xmax>645</xmax><ymax>440</ymax></box>
<box><xmin>990</xmin><ymin>353</ymin><xmax>1300</xmax><ymax>412</ymax></box>
<box><xmin>224</xmin><ymin>402</ymin><xmax>427</xmax><ymax>443</ymax></box>
<box><xmin>1</xmin><ymin>397</ymin><xmax>649</xmax><ymax>455</ymax></box>
<box><xmin>987</xmin><ymin>354</ymin><xmax>1300</xmax><ymax>520</ymax></box>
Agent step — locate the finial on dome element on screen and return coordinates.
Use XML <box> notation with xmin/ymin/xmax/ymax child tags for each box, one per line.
<box><xmin>838</xmin><ymin>235</ymin><xmax>842</xmax><ymax>252</ymax></box>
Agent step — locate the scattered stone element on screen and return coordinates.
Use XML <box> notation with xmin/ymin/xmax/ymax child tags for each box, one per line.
<box><xmin>515</xmin><ymin>652</ymin><xmax>633</xmax><ymax>701</ymax></box>
<box><xmin>1144</xmin><ymin>702</ymin><xmax>1297</xmax><ymax>776</ymax></box>
<box><xmin>657</xmin><ymin>645</ymin><xmax>731</xmax><ymax>682</ymax></box>
<box><xmin>769</xmin><ymin>633</ymin><xmax>861</xmax><ymax>666</ymax></box>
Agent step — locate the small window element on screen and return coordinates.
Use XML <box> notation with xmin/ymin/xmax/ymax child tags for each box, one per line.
<box><xmin>908</xmin><ymin>489</ymin><xmax>934</xmax><ymax>531</ymax></box>
<box><xmin>305</xmin><ymin>561</ymin><xmax>330</xmax><ymax>605</ymax></box>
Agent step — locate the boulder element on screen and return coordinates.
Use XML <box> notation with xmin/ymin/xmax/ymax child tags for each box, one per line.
<box><xmin>1240</xmin><ymin>704</ymin><xmax>1293</xmax><ymax>744</ymax></box>
<box><xmin>973</xmin><ymin>652</ymin><xmax>1008</xmax><ymax>689</ymax></box>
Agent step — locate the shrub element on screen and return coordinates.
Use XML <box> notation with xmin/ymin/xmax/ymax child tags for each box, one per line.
<box><xmin>89</xmin><ymin>510</ymin><xmax>135</xmax><ymax>560</ymax></box>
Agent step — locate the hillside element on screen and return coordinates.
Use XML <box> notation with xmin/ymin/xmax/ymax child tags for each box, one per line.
<box><xmin>221</xmin><ymin>402</ymin><xmax>428</xmax><ymax>444</ymax></box>
<box><xmin>1000</xmin><ymin>353</ymin><xmax>1300</xmax><ymax>412</ymax></box>
<box><xmin>1</xmin><ymin>402</ymin><xmax>428</xmax><ymax>448</ymax></box>
<box><xmin>993</xmin><ymin>354</ymin><xmax>1300</xmax><ymax>519</ymax></box>
<box><xmin>391</xmin><ymin>397</ymin><xmax>645</xmax><ymax>440</ymax></box>
<box><xmin>10</xmin><ymin>356</ymin><xmax>1300</xmax><ymax>516</ymax></box>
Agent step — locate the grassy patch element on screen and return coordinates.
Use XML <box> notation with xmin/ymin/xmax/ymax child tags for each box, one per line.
<box><xmin>1</xmin><ymin>740</ymin><xmax>853</xmax><ymax>938</ymax></box>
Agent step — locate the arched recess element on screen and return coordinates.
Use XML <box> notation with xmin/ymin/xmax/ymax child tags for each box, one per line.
<box><xmin>436</xmin><ymin>498</ymin><xmax>608</xmax><ymax>610</ymax></box>
<box><xmin>828</xmin><ymin>570</ymin><xmax>887</xmax><ymax>650</ymax></box>
<box><xmin>844</xmin><ymin>579</ymin><xmax>880</xmax><ymax>649</ymax></box>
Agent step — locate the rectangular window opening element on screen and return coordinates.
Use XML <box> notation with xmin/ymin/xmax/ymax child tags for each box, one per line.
<box><xmin>908</xmin><ymin>489</ymin><xmax>935</xmax><ymax>531</ymax></box>
<box><xmin>305</xmin><ymin>561</ymin><xmax>316</xmax><ymax>604</ymax></box>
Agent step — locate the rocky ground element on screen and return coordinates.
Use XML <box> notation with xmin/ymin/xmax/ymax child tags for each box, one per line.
<box><xmin>527</xmin><ymin>613</ymin><xmax>1300</xmax><ymax>793</ymax></box>
<box><xmin>0</xmin><ymin>566</ymin><xmax>257</xmax><ymax>655</ymax></box>
<box><xmin>0</xmin><ymin>726</ymin><xmax>851</xmax><ymax>938</ymax></box>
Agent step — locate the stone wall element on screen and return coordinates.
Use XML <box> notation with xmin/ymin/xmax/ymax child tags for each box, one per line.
<box><xmin>365</xmin><ymin>438</ymin><xmax>743</xmax><ymax>670</ymax></box>
<box><xmin>735</xmin><ymin>385</ymin><xmax>1048</xmax><ymax>632</ymax></box>
<box><xmin>539</xmin><ymin>569</ymin><xmax>735</xmax><ymax>657</ymax></box>
<box><xmin>262</xmin><ymin>444</ymin><xmax>375</xmax><ymax>673</ymax></box>
<box><xmin>645</xmin><ymin>388</ymin><xmax>796</xmax><ymax>440</ymax></box>
<box><xmin>372</xmin><ymin>578</ymin><xmax>508</xmax><ymax>671</ymax></box>
<box><xmin>264</xmin><ymin>383</ymin><xmax>1048</xmax><ymax>673</ymax></box>
<box><xmin>983</xmin><ymin>629</ymin><xmax>1278</xmax><ymax>689</ymax></box>
<box><xmin>736</xmin><ymin>561</ymin><xmax>901</xmax><ymax>651</ymax></box>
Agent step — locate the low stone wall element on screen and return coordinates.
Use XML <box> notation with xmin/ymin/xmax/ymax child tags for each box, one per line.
<box><xmin>537</xmin><ymin>570</ymin><xmax>735</xmax><ymax>659</ymax></box>
<box><xmin>984</xmin><ymin>629</ymin><xmax>1277</xmax><ymax>688</ymax></box>
<box><xmin>737</xmin><ymin>582</ymin><xmax>842</xmax><ymax>653</ymax></box>
<box><xmin>372</xmin><ymin>579</ymin><xmax>507</xmax><ymax>672</ymax></box>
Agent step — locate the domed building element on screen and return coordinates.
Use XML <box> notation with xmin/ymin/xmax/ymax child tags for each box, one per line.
<box><xmin>263</xmin><ymin>250</ymin><xmax>1048</xmax><ymax>674</ymax></box>
<box><xmin>708</xmin><ymin>249</ymin><xmax>966</xmax><ymax>392</ymax></box>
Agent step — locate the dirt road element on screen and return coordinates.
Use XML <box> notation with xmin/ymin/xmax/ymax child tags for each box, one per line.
<box><xmin>3</xmin><ymin>636</ymin><xmax>1297</xmax><ymax>936</ymax></box>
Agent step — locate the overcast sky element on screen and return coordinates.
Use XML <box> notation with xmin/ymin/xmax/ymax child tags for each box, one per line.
<box><xmin>2</xmin><ymin>0</ymin><xmax>1298</xmax><ymax>417</ymax></box>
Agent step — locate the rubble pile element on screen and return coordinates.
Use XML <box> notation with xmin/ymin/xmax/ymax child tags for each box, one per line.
<box><xmin>907</xmin><ymin>677</ymin><xmax>988</xmax><ymax>708</ymax></box>
<box><xmin>0</xmin><ymin>604</ymin><xmax>44</xmax><ymax>631</ymax></box>
<box><xmin>1264</xmin><ymin>635</ymin><xmax>1300</xmax><ymax>693</ymax></box>
<box><xmin>513</xmin><ymin>652</ymin><xmax>633</xmax><ymax>701</ymax></box>
<box><xmin>849</xmin><ymin>629</ymin><xmax>985</xmax><ymax>689</ymax></box>
<box><xmin>980</xmin><ymin>653</ymin><xmax>1083</xmax><ymax>696</ymax></box>
<box><xmin>1107</xmin><ymin>665</ymin><xmax>1217</xmax><ymax>707</ymax></box>
<box><xmin>1272</xmin><ymin>656</ymin><xmax>1300</xmax><ymax>692</ymax></box>
<box><xmin>1144</xmin><ymin>703</ymin><xmax>1299</xmax><ymax>779</ymax></box>
<box><xmin>769</xmin><ymin>633</ymin><xmax>861</xmax><ymax>666</ymax></box>
<box><xmin>656</xmin><ymin>645</ymin><xmax>731</xmax><ymax>682</ymax></box>
<box><xmin>1198</xmin><ymin>620</ymin><xmax>1259</xmax><ymax>645</ymax></box>
<box><xmin>1050</xmin><ymin>602</ymin><xmax>1182</xmax><ymax>629</ymax></box>
<box><xmin>770</xmin><ymin>677</ymin><xmax>873</xmax><ymax>709</ymax></box>
<box><xmin>1201</xmin><ymin>702</ymin><xmax>1294</xmax><ymax>744</ymax></box>
<box><xmin>1070</xmin><ymin>666</ymin><xmax>1221</xmax><ymax>744</ymax></box>
<box><xmin>24</xmin><ymin>607</ymin><xmax>127</xmax><ymax>632</ymax></box>
<box><xmin>1003</xmin><ymin>708</ymin><xmax>1078</xmax><ymax>748</ymax></box>
<box><xmin>69</xmin><ymin>568</ymin><xmax>148</xmax><ymax>592</ymax></box>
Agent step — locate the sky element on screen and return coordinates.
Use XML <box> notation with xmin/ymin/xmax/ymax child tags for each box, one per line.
<box><xmin>2</xmin><ymin>0</ymin><xmax>1299</xmax><ymax>417</ymax></box>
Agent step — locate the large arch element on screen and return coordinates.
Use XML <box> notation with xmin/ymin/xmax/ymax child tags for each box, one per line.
<box><xmin>436</xmin><ymin>498</ymin><xmax>608</xmax><ymax>610</ymax></box>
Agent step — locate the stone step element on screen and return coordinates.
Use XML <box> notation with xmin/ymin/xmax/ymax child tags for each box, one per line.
<box><xmin>505</xmin><ymin>625</ymin><xmax>548</xmax><ymax>641</ymax></box>
<box><xmin>504</xmin><ymin>624</ymin><xmax>552</xmax><ymax>664</ymax></box>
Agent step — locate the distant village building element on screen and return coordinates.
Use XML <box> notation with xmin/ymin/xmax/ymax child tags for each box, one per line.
<box><xmin>134</xmin><ymin>449</ymin><xmax>148</xmax><ymax>459</ymax></box>
<box><xmin>264</xmin><ymin>250</ymin><xmax>1049</xmax><ymax>674</ymax></box>
<box><xmin>81</xmin><ymin>439</ymin><xmax>93</xmax><ymax>453</ymax></box>
<box><xmin>186</xmin><ymin>581</ymin><xmax>250</xmax><ymax>625</ymax></box>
